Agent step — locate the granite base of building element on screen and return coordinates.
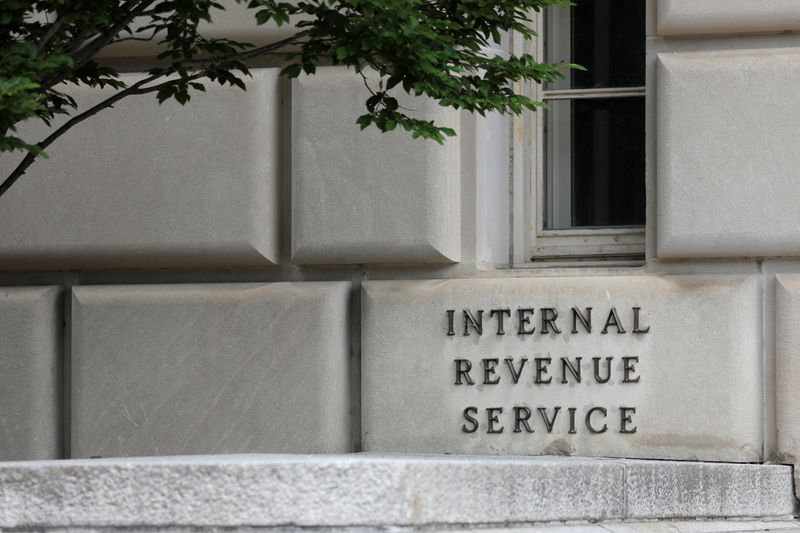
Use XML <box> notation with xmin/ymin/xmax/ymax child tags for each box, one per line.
<box><xmin>0</xmin><ymin>454</ymin><xmax>794</xmax><ymax>531</ymax></box>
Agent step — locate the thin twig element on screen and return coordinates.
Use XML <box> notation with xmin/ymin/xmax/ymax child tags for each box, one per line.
<box><xmin>110</xmin><ymin>31</ymin><xmax>158</xmax><ymax>44</ymax></box>
<box><xmin>358</xmin><ymin>69</ymin><xmax>377</xmax><ymax>96</ymax></box>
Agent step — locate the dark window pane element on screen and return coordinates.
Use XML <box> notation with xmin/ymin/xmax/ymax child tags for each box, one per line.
<box><xmin>570</xmin><ymin>97</ymin><xmax>645</xmax><ymax>227</ymax></box>
<box><xmin>545</xmin><ymin>0</ymin><xmax>645</xmax><ymax>90</ymax></box>
<box><xmin>544</xmin><ymin>97</ymin><xmax>645</xmax><ymax>229</ymax></box>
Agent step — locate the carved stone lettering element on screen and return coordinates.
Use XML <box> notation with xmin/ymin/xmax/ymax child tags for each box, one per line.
<box><xmin>447</xmin><ymin>305</ymin><xmax>647</xmax><ymax>436</ymax></box>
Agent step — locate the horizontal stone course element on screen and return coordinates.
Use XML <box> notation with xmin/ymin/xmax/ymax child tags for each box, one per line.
<box><xmin>0</xmin><ymin>69</ymin><xmax>280</xmax><ymax>270</ymax></box>
<box><xmin>440</xmin><ymin>521</ymin><xmax>800</xmax><ymax>532</ymax></box>
<box><xmin>0</xmin><ymin>286</ymin><xmax>62</xmax><ymax>460</ymax></box>
<box><xmin>99</xmin><ymin>1</ymin><xmax>301</xmax><ymax>58</ymax></box>
<box><xmin>0</xmin><ymin>454</ymin><xmax>791</xmax><ymax>528</ymax></box>
<box><xmin>657</xmin><ymin>0</ymin><xmax>800</xmax><ymax>36</ymax></box>
<box><xmin>70</xmin><ymin>282</ymin><xmax>350</xmax><ymax>457</ymax></box>
<box><xmin>362</xmin><ymin>275</ymin><xmax>761</xmax><ymax>462</ymax></box>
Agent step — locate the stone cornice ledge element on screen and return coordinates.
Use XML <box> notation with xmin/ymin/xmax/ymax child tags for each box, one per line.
<box><xmin>0</xmin><ymin>454</ymin><xmax>793</xmax><ymax>529</ymax></box>
<box><xmin>658</xmin><ymin>0</ymin><xmax>800</xmax><ymax>36</ymax></box>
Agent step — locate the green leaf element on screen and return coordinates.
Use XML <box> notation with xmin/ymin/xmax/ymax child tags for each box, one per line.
<box><xmin>280</xmin><ymin>64</ymin><xmax>303</xmax><ymax>78</ymax></box>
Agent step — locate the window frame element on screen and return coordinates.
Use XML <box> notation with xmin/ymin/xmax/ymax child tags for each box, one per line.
<box><xmin>512</xmin><ymin>7</ymin><xmax>646</xmax><ymax>265</ymax></box>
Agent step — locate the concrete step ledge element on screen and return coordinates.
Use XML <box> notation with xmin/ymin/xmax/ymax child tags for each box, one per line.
<box><xmin>0</xmin><ymin>454</ymin><xmax>794</xmax><ymax>529</ymax></box>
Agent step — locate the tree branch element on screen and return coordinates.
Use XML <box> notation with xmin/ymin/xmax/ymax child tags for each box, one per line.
<box><xmin>37</xmin><ymin>17</ymin><xmax>66</xmax><ymax>53</ymax></box>
<box><xmin>130</xmin><ymin>72</ymin><xmax>208</xmax><ymax>95</ymax></box>
<box><xmin>70</xmin><ymin>0</ymin><xmax>156</xmax><ymax>66</ymax></box>
<box><xmin>180</xmin><ymin>30</ymin><xmax>311</xmax><ymax>64</ymax></box>
<box><xmin>1</xmin><ymin>29</ymin><xmax>311</xmax><ymax>198</ymax></box>
<box><xmin>42</xmin><ymin>0</ymin><xmax>157</xmax><ymax>91</ymax></box>
<box><xmin>240</xmin><ymin>30</ymin><xmax>310</xmax><ymax>59</ymax></box>
<box><xmin>0</xmin><ymin>73</ymin><xmax>162</xmax><ymax>199</ymax></box>
<box><xmin>110</xmin><ymin>30</ymin><xmax>158</xmax><ymax>44</ymax></box>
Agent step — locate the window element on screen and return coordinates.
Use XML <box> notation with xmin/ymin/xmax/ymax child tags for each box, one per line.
<box><xmin>526</xmin><ymin>0</ymin><xmax>646</xmax><ymax>262</ymax></box>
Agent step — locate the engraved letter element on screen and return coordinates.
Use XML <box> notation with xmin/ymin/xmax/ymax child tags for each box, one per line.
<box><xmin>463</xmin><ymin>309</ymin><xmax>483</xmax><ymax>336</ymax></box>
<box><xmin>482</xmin><ymin>358</ymin><xmax>501</xmax><ymax>385</ymax></box>
<box><xmin>514</xmin><ymin>406</ymin><xmax>534</xmax><ymax>433</ymax></box>
<box><xmin>620</xmin><ymin>407</ymin><xmax>637</xmax><ymax>434</ymax></box>
<box><xmin>560</xmin><ymin>357</ymin><xmax>582</xmax><ymax>384</ymax></box>
<box><xmin>462</xmin><ymin>406</ymin><xmax>479</xmax><ymax>433</ymax></box>
<box><xmin>572</xmin><ymin>307</ymin><xmax>592</xmax><ymax>333</ymax></box>
<box><xmin>592</xmin><ymin>357</ymin><xmax>613</xmax><ymax>384</ymax></box>
<box><xmin>535</xmin><ymin>357</ymin><xmax>552</xmax><ymax>384</ymax></box>
<box><xmin>490</xmin><ymin>308</ymin><xmax>511</xmax><ymax>335</ymax></box>
<box><xmin>517</xmin><ymin>308</ymin><xmax>535</xmax><ymax>335</ymax></box>
<box><xmin>446</xmin><ymin>309</ymin><xmax>455</xmax><ymax>336</ymax></box>
<box><xmin>586</xmin><ymin>407</ymin><xmax>608</xmax><ymax>433</ymax></box>
<box><xmin>454</xmin><ymin>359</ymin><xmax>475</xmax><ymax>385</ymax></box>
<box><xmin>568</xmin><ymin>407</ymin><xmax>577</xmax><ymax>434</ymax></box>
<box><xmin>538</xmin><ymin>407</ymin><xmax>561</xmax><ymax>433</ymax></box>
<box><xmin>633</xmin><ymin>307</ymin><xmax>650</xmax><ymax>334</ymax></box>
<box><xmin>487</xmin><ymin>407</ymin><xmax>504</xmax><ymax>433</ymax></box>
<box><xmin>541</xmin><ymin>307</ymin><xmax>562</xmax><ymax>334</ymax></box>
<box><xmin>504</xmin><ymin>358</ymin><xmax>528</xmax><ymax>384</ymax></box>
<box><xmin>622</xmin><ymin>356</ymin><xmax>640</xmax><ymax>383</ymax></box>
<box><xmin>601</xmin><ymin>307</ymin><xmax>626</xmax><ymax>334</ymax></box>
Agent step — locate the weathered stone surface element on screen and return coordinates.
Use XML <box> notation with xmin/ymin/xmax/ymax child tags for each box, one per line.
<box><xmin>438</xmin><ymin>521</ymin><xmax>800</xmax><ymax>533</ymax></box>
<box><xmin>71</xmin><ymin>282</ymin><xmax>350</xmax><ymax>457</ymax></box>
<box><xmin>291</xmin><ymin>67</ymin><xmax>460</xmax><ymax>265</ymax></box>
<box><xmin>0</xmin><ymin>454</ymin><xmax>791</xmax><ymax>529</ymax></box>
<box><xmin>0</xmin><ymin>69</ymin><xmax>280</xmax><ymax>270</ymax></box>
<box><xmin>0</xmin><ymin>287</ymin><xmax>61</xmax><ymax>460</ymax></box>
<box><xmin>656</xmin><ymin>49</ymin><xmax>800</xmax><ymax>259</ymax></box>
<box><xmin>625</xmin><ymin>461</ymin><xmax>794</xmax><ymax>519</ymax></box>
<box><xmin>657</xmin><ymin>0</ymin><xmax>800</xmax><ymax>36</ymax></box>
<box><xmin>362</xmin><ymin>275</ymin><xmax>761</xmax><ymax>461</ymax></box>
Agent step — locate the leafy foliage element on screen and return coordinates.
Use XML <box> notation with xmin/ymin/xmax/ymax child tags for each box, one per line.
<box><xmin>0</xmin><ymin>0</ymin><xmax>573</xmax><ymax>195</ymax></box>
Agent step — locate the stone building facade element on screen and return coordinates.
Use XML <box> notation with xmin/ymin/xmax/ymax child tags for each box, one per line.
<box><xmin>2</xmin><ymin>0</ymin><xmax>800</xmax><ymax>529</ymax></box>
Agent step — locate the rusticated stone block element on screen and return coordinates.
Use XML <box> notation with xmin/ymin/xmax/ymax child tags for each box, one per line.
<box><xmin>658</xmin><ymin>0</ymin><xmax>800</xmax><ymax>36</ymax></box>
<box><xmin>657</xmin><ymin>49</ymin><xmax>800</xmax><ymax>258</ymax></box>
<box><xmin>71</xmin><ymin>282</ymin><xmax>350</xmax><ymax>457</ymax></box>
<box><xmin>774</xmin><ymin>274</ymin><xmax>800</xmax><ymax>497</ymax></box>
<box><xmin>362</xmin><ymin>275</ymin><xmax>761</xmax><ymax>461</ymax></box>
<box><xmin>0</xmin><ymin>286</ymin><xmax>61</xmax><ymax>460</ymax></box>
<box><xmin>0</xmin><ymin>69</ymin><xmax>280</xmax><ymax>270</ymax></box>
<box><xmin>291</xmin><ymin>67</ymin><xmax>460</xmax><ymax>265</ymax></box>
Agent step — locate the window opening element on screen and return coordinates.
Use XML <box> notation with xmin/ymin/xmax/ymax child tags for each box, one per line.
<box><xmin>541</xmin><ymin>0</ymin><xmax>645</xmax><ymax>233</ymax></box>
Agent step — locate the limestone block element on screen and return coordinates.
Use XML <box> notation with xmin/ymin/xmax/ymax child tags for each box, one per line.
<box><xmin>0</xmin><ymin>287</ymin><xmax>61</xmax><ymax>460</ymax></box>
<box><xmin>0</xmin><ymin>69</ymin><xmax>280</xmax><ymax>270</ymax></box>
<box><xmin>656</xmin><ymin>49</ymin><xmax>800</xmax><ymax>259</ymax></box>
<box><xmin>362</xmin><ymin>275</ymin><xmax>761</xmax><ymax>461</ymax></box>
<box><xmin>71</xmin><ymin>282</ymin><xmax>350</xmax><ymax>457</ymax></box>
<box><xmin>0</xmin><ymin>455</ymin><xmax>791</xmax><ymax>529</ymax></box>
<box><xmin>657</xmin><ymin>0</ymin><xmax>800</xmax><ymax>36</ymax></box>
<box><xmin>99</xmin><ymin>1</ymin><xmax>302</xmax><ymax>58</ymax></box>
<box><xmin>291</xmin><ymin>67</ymin><xmax>460</xmax><ymax>265</ymax></box>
